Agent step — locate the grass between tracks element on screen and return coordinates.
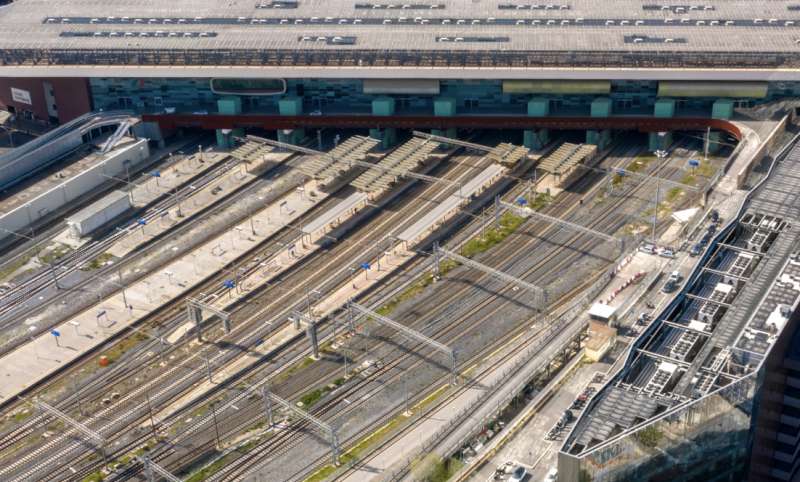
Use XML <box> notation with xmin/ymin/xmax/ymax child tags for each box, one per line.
<box><xmin>183</xmin><ymin>438</ymin><xmax>262</xmax><ymax>482</ymax></box>
<box><xmin>102</xmin><ymin>331</ymin><xmax>149</xmax><ymax>365</ymax></box>
<box><xmin>80</xmin><ymin>441</ymin><xmax>156</xmax><ymax>482</ymax></box>
<box><xmin>82</xmin><ymin>252</ymin><xmax>115</xmax><ymax>271</ymax></box>
<box><xmin>303</xmin><ymin>384</ymin><xmax>449</xmax><ymax>482</ymax></box>
<box><xmin>37</xmin><ymin>242</ymin><xmax>72</xmax><ymax>265</ymax></box>
<box><xmin>0</xmin><ymin>246</ymin><xmax>38</xmax><ymax>283</ymax></box>
<box><xmin>374</xmin><ymin>210</ymin><xmax>527</xmax><ymax>319</ymax></box>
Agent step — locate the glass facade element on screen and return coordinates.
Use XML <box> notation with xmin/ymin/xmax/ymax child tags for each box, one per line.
<box><xmin>88</xmin><ymin>78</ymin><xmax>800</xmax><ymax>118</ymax></box>
<box><xmin>559</xmin><ymin>370</ymin><xmax>760</xmax><ymax>482</ymax></box>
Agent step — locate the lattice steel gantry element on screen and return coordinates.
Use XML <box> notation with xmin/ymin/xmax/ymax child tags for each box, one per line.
<box><xmin>500</xmin><ymin>200</ymin><xmax>621</xmax><ymax>248</ymax></box>
<box><xmin>35</xmin><ymin>399</ymin><xmax>108</xmax><ymax>466</ymax></box>
<box><xmin>348</xmin><ymin>301</ymin><xmax>458</xmax><ymax>385</ymax></box>
<box><xmin>261</xmin><ymin>387</ymin><xmax>340</xmax><ymax>465</ymax></box>
<box><xmin>185</xmin><ymin>297</ymin><xmax>231</xmax><ymax>341</ymax></box>
<box><xmin>138</xmin><ymin>455</ymin><xmax>182</xmax><ymax>482</ymax></box>
<box><xmin>290</xmin><ymin>310</ymin><xmax>320</xmax><ymax>359</ymax></box>
<box><xmin>433</xmin><ymin>242</ymin><xmax>547</xmax><ymax>310</ymax></box>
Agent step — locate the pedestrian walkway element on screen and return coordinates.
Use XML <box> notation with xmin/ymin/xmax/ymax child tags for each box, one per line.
<box><xmin>0</xmin><ymin>178</ymin><xmax>323</xmax><ymax>402</ymax></box>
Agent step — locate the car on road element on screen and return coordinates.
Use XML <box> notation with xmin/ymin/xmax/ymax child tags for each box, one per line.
<box><xmin>689</xmin><ymin>243</ymin><xmax>703</xmax><ymax>256</ymax></box>
<box><xmin>510</xmin><ymin>465</ymin><xmax>527</xmax><ymax>482</ymax></box>
<box><xmin>710</xmin><ymin>209</ymin><xmax>720</xmax><ymax>223</ymax></box>
<box><xmin>662</xmin><ymin>271</ymin><xmax>682</xmax><ymax>293</ymax></box>
<box><xmin>659</xmin><ymin>248</ymin><xmax>675</xmax><ymax>258</ymax></box>
<box><xmin>543</xmin><ymin>467</ymin><xmax>558</xmax><ymax>482</ymax></box>
<box><xmin>662</xmin><ymin>279</ymin><xmax>678</xmax><ymax>293</ymax></box>
<box><xmin>639</xmin><ymin>243</ymin><xmax>657</xmax><ymax>254</ymax></box>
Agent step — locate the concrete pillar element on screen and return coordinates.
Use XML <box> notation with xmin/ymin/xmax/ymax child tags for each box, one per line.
<box><xmin>216</xmin><ymin>129</ymin><xmax>242</xmax><ymax>149</ymax></box>
<box><xmin>707</xmin><ymin>131</ymin><xmax>722</xmax><ymax>155</ymax></box>
<box><xmin>648</xmin><ymin>131</ymin><xmax>673</xmax><ymax>151</ymax></box>
<box><xmin>371</xmin><ymin>97</ymin><xmax>397</xmax><ymax>148</ymax></box>
<box><xmin>525</xmin><ymin>98</ymin><xmax>550</xmax><ymax>149</ymax></box>
<box><xmin>215</xmin><ymin>96</ymin><xmax>244</xmax><ymax>149</ymax></box>
<box><xmin>369</xmin><ymin>128</ymin><xmax>397</xmax><ymax>148</ymax></box>
<box><xmin>433</xmin><ymin>97</ymin><xmax>457</xmax><ymax>139</ymax></box>
<box><xmin>431</xmin><ymin>127</ymin><xmax>457</xmax><ymax>139</ymax></box>
<box><xmin>278</xmin><ymin>96</ymin><xmax>305</xmax><ymax>145</ymax></box>
<box><xmin>586</xmin><ymin>129</ymin><xmax>611</xmax><ymax>149</ymax></box>
<box><xmin>528</xmin><ymin>98</ymin><xmax>550</xmax><ymax>117</ymax></box>
<box><xmin>434</xmin><ymin>97</ymin><xmax>457</xmax><ymax>117</ymax></box>
<box><xmin>218</xmin><ymin>96</ymin><xmax>242</xmax><ymax>115</ymax></box>
<box><xmin>590</xmin><ymin>97</ymin><xmax>612</xmax><ymax>118</ymax></box>
<box><xmin>712</xmin><ymin>99</ymin><xmax>735</xmax><ymax>120</ymax></box>
<box><xmin>524</xmin><ymin>129</ymin><xmax>549</xmax><ymax>150</ymax></box>
<box><xmin>587</xmin><ymin>97</ymin><xmax>612</xmax><ymax>148</ymax></box>
<box><xmin>654</xmin><ymin>98</ymin><xmax>675</xmax><ymax>118</ymax></box>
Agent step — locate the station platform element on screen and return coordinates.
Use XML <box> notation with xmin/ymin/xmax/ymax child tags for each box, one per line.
<box><xmin>150</xmin><ymin>153</ymin><xmax>505</xmax><ymax>418</ymax></box>
<box><xmin>125</xmin><ymin>151</ymin><xmax>229</xmax><ymax>209</ymax></box>
<box><xmin>0</xmin><ymin>178</ymin><xmax>323</xmax><ymax>402</ymax></box>
<box><xmin>106</xmin><ymin>150</ymin><xmax>289</xmax><ymax>258</ymax></box>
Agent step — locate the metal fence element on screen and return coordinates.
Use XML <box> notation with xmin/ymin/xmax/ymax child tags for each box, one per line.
<box><xmin>4</xmin><ymin>48</ymin><xmax>800</xmax><ymax>69</ymax></box>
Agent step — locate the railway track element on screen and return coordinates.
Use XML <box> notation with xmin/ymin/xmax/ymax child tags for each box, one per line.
<box><xmin>202</xmin><ymin>143</ymin><xmax>694</xmax><ymax>481</ymax></box>
<box><xmin>0</xmin><ymin>150</ymin><xmax>484</xmax><ymax>481</ymax></box>
<box><xmin>1</xmin><ymin>140</ymin><xmax>698</xmax><ymax>481</ymax></box>
<box><xmin>115</xmin><ymin>145</ymin><xmax>644</xmax><ymax>480</ymax></box>
<box><xmin>0</xmin><ymin>140</ymin><xmax>211</xmax><ymax>319</ymax></box>
<box><xmin>0</xmin><ymin>152</ymin><xmax>258</xmax><ymax>349</ymax></box>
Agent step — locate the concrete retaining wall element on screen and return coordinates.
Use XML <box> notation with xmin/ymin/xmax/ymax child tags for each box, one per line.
<box><xmin>0</xmin><ymin>129</ymin><xmax>84</xmax><ymax>190</ymax></box>
<box><xmin>0</xmin><ymin>139</ymin><xmax>150</xmax><ymax>240</ymax></box>
<box><xmin>735</xmin><ymin>116</ymin><xmax>788</xmax><ymax>189</ymax></box>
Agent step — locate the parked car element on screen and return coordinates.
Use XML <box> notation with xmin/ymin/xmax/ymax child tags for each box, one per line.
<box><xmin>662</xmin><ymin>279</ymin><xmax>678</xmax><ymax>293</ymax></box>
<box><xmin>689</xmin><ymin>243</ymin><xmax>703</xmax><ymax>257</ymax></box>
<box><xmin>510</xmin><ymin>465</ymin><xmax>527</xmax><ymax>482</ymax></box>
<box><xmin>659</xmin><ymin>248</ymin><xmax>675</xmax><ymax>259</ymax></box>
<box><xmin>710</xmin><ymin>209</ymin><xmax>720</xmax><ymax>223</ymax></box>
<box><xmin>543</xmin><ymin>467</ymin><xmax>558</xmax><ymax>482</ymax></box>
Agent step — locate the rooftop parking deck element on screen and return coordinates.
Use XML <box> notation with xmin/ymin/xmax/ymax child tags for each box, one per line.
<box><xmin>6</xmin><ymin>1</ymin><xmax>800</xmax><ymax>71</ymax></box>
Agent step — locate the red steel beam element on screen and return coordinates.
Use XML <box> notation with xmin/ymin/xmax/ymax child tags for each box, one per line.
<box><xmin>142</xmin><ymin>114</ymin><xmax>742</xmax><ymax>140</ymax></box>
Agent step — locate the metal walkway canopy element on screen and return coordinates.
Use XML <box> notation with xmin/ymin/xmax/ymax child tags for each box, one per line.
<box><xmin>413</xmin><ymin>131</ymin><xmax>529</xmax><ymax>166</ymax></box>
<box><xmin>433</xmin><ymin>243</ymin><xmax>547</xmax><ymax>310</ymax></box>
<box><xmin>349</xmin><ymin>301</ymin><xmax>458</xmax><ymax>385</ymax></box>
<box><xmin>501</xmin><ymin>200</ymin><xmax>621</xmax><ymax>247</ymax></box>
<box><xmin>413</xmin><ymin>131</ymin><xmax>494</xmax><ymax>153</ymax></box>
<box><xmin>248</xmin><ymin>135</ymin><xmax>461</xmax><ymax>190</ymax></box>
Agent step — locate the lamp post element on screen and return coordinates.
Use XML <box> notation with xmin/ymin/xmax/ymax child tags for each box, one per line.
<box><xmin>652</xmin><ymin>149</ymin><xmax>669</xmax><ymax>244</ymax></box>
